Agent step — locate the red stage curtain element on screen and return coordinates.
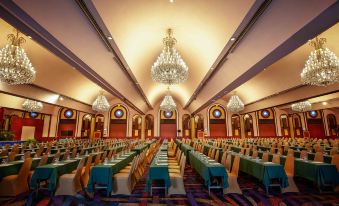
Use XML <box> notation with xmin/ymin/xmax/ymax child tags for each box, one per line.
<box><xmin>258</xmin><ymin>124</ymin><xmax>276</xmax><ymax>137</ymax></box>
<box><xmin>110</xmin><ymin>124</ymin><xmax>127</xmax><ymax>138</ymax></box>
<box><xmin>209</xmin><ymin>124</ymin><xmax>226</xmax><ymax>137</ymax></box>
<box><xmin>308</xmin><ymin>124</ymin><xmax>325</xmax><ymax>137</ymax></box>
<box><xmin>160</xmin><ymin>123</ymin><xmax>177</xmax><ymax>138</ymax></box>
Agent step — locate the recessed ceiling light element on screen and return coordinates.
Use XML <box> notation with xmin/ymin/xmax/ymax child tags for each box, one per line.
<box><xmin>107</xmin><ymin>36</ymin><xmax>113</xmax><ymax>40</ymax></box>
<box><xmin>322</xmin><ymin>102</ymin><xmax>328</xmax><ymax>105</ymax></box>
<box><xmin>27</xmin><ymin>36</ymin><xmax>32</xmax><ymax>39</ymax></box>
<box><xmin>230</xmin><ymin>37</ymin><xmax>236</xmax><ymax>41</ymax></box>
<box><xmin>59</xmin><ymin>96</ymin><xmax>64</xmax><ymax>101</ymax></box>
<box><xmin>169</xmin><ymin>0</ymin><xmax>174</xmax><ymax>3</ymax></box>
<box><xmin>210</xmin><ymin>67</ymin><xmax>214</xmax><ymax>70</ymax></box>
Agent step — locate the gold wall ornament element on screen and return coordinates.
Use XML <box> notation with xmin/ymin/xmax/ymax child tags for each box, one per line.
<box><xmin>301</xmin><ymin>37</ymin><xmax>339</xmax><ymax>86</ymax></box>
<box><xmin>0</xmin><ymin>29</ymin><xmax>36</xmax><ymax>85</ymax></box>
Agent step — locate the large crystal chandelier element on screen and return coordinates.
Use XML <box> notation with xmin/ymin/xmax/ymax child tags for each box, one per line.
<box><xmin>227</xmin><ymin>94</ymin><xmax>244</xmax><ymax>113</ymax></box>
<box><xmin>92</xmin><ymin>91</ymin><xmax>110</xmax><ymax>112</ymax></box>
<box><xmin>301</xmin><ymin>37</ymin><xmax>339</xmax><ymax>86</ymax></box>
<box><xmin>0</xmin><ymin>30</ymin><xmax>36</xmax><ymax>85</ymax></box>
<box><xmin>291</xmin><ymin>101</ymin><xmax>312</xmax><ymax>112</ymax></box>
<box><xmin>22</xmin><ymin>99</ymin><xmax>43</xmax><ymax>112</ymax></box>
<box><xmin>151</xmin><ymin>29</ymin><xmax>188</xmax><ymax>85</ymax></box>
<box><xmin>160</xmin><ymin>87</ymin><xmax>176</xmax><ymax>112</ymax></box>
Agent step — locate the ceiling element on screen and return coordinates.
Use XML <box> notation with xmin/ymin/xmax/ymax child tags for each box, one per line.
<box><xmin>0</xmin><ymin>0</ymin><xmax>338</xmax><ymax>114</ymax></box>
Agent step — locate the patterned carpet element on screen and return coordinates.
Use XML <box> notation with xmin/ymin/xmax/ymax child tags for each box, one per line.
<box><xmin>0</xmin><ymin>164</ymin><xmax>338</xmax><ymax>206</ymax></box>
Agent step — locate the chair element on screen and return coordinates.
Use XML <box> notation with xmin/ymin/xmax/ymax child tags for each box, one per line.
<box><xmin>314</xmin><ymin>152</ymin><xmax>324</xmax><ymax>162</ymax></box>
<box><xmin>272</xmin><ymin>154</ymin><xmax>280</xmax><ymax>164</ymax></box>
<box><xmin>214</xmin><ymin>150</ymin><xmax>220</xmax><ymax>161</ymax></box>
<box><xmin>225</xmin><ymin>154</ymin><xmax>232</xmax><ymax>173</ymax></box>
<box><xmin>168</xmin><ymin>155</ymin><xmax>186</xmax><ymax>195</ymax></box>
<box><xmin>240</xmin><ymin>148</ymin><xmax>245</xmax><ymax>155</ymax></box>
<box><xmin>62</xmin><ymin>150</ymin><xmax>70</xmax><ymax>161</ymax></box>
<box><xmin>81</xmin><ymin>155</ymin><xmax>93</xmax><ymax>189</ymax></box>
<box><xmin>0</xmin><ymin>158</ymin><xmax>32</xmax><ymax>196</ymax></box>
<box><xmin>24</xmin><ymin>151</ymin><xmax>31</xmax><ymax>159</ymax></box>
<box><xmin>71</xmin><ymin>147</ymin><xmax>77</xmax><ymax>158</ymax></box>
<box><xmin>252</xmin><ymin>150</ymin><xmax>258</xmax><ymax>159</ymax></box>
<box><xmin>55</xmin><ymin>158</ymin><xmax>85</xmax><ymax>196</ymax></box>
<box><xmin>331</xmin><ymin>154</ymin><xmax>339</xmax><ymax>171</ymax></box>
<box><xmin>112</xmin><ymin>157</ymin><xmax>138</xmax><ymax>195</ymax></box>
<box><xmin>220</xmin><ymin>152</ymin><xmax>227</xmax><ymax>166</ymax></box>
<box><xmin>224</xmin><ymin>155</ymin><xmax>242</xmax><ymax>194</ymax></box>
<box><xmin>0</xmin><ymin>149</ymin><xmax>8</xmax><ymax>157</ymax></box>
<box><xmin>52</xmin><ymin>151</ymin><xmax>61</xmax><ymax>163</ymax></box>
<box><xmin>300</xmin><ymin>150</ymin><xmax>308</xmax><ymax>159</ymax></box>
<box><xmin>262</xmin><ymin>152</ymin><xmax>269</xmax><ymax>162</ymax></box>
<box><xmin>287</xmin><ymin>149</ymin><xmax>294</xmax><ymax>156</ymax></box>
<box><xmin>8</xmin><ymin>152</ymin><xmax>16</xmax><ymax>162</ymax></box>
<box><xmin>93</xmin><ymin>153</ymin><xmax>102</xmax><ymax>166</ymax></box>
<box><xmin>282</xmin><ymin>155</ymin><xmax>299</xmax><ymax>193</ymax></box>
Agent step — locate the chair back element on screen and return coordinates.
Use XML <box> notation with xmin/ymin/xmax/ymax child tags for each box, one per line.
<box><xmin>220</xmin><ymin>152</ymin><xmax>227</xmax><ymax>166</ymax></box>
<box><xmin>8</xmin><ymin>151</ymin><xmax>16</xmax><ymax>162</ymax></box>
<box><xmin>180</xmin><ymin>155</ymin><xmax>186</xmax><ymax>176</ymax></box>
<box><xmin>39</xmin><ymin>154</ymin><xmax>49</xmax><ymax>166</ymax></box>
<box><xmin>314</xmin><ymin>152</ymin><xmax>324</xmax><ymax>162</ymax></box>
<box><xmin>287</xmin><ymin>149</ymin><xmax>294</xmax><ymax>156</ymax></box>
<box><xmin>272</xmin><ymin>154</ymin><xmax>280</xmax><ymax>164</ymax></box>
<box><xmin>240</xmin><ymin>148</ymin><xmax>245</xmax><ymax>155</ymax></box>
<box><xmin>79</xmin><ymin>149</ymin><xmax>84</xmax><ymax>156</ymax></box>
<box><xmin>94</xmin><ymin>153</ymin><xmax>102</xmax><ymax>165</ymax></box>
<box><xmin>331</xmin><ymin>154</ymin><xmax>339</xmax><ymax>171</ymax></box>
<box><xmin>18</xmin><ymin>157</ymin><xmax>32</xmax><ymax>183</ymax></box>
<box><xmin>262</xmin><ymin>152</ymin><xmax>269</xmax><ymax>162</ymax></box>
<box><xmin>284</xmin><ymin>155</ymin><xmax>295</xmax><ymax>176</ymax></box>
<box><xmin>24</xmin><ymin>151</ymin><xmax>31</xmax><ymax>159</ymax></box>
<box><xmin>225</xmin><ymin>154</ymin><xmax>232</xmax><ymax>172</ymax></box>
<box><xmin>270</xmin><ymin>147</ymin><xmax>275</xmax><ymax>154</ymax></box>
<box><xmin>300</xmin><ymin>150</ymin><xmax>308</xmax><ymax>159</ymax></box>
<box><xmin>63</xmin><ymin>150</ymin><xmax>70</xmax><ymax>160</ymax></box>
<box><xmin>245</xmin><ymin>148</ymin><xmax>250</xmax><ymax>156</ymax></box>
<box><xmin>0</xmin><ymin>149</ymin><xmax>8</xmax><ymax>156</ymax></box>
<box><xmin>214</xmin><ymin>150</ymin><xmax>219</xmax><ymax>161</ymax></box>
<box><xmin>71</xmin><ymin>147</ymin><xmax>77</xmax><ymax>158</ymax></box>
<box><xmin>52</xmin><ymin>151</ymin><xmax>61</xmax><ymax>162</ymax></box>
<box><xmin>252</xmin><ymin>150</ymin><xmax>258</xmax><ymax>159</ymax></box>
<box><xmin>330</xmin><ymin>148</ymin><xmax>337</xmax><ymax>156</ymax></box>
<box><xmin>231</xmin><ymin>155</ymin><xmax>240</xmax><ymax>176</ymax></box>
<box><xmin>74</xmin><ymin>158</ymin><xmax>85</xmax><ymax>180</ymax></box>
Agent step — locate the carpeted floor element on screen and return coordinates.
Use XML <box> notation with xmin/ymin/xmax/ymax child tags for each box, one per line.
<box><xmin>0</xmin><ymin>164</ymin><xmax>338</xmax><ymax>206</ymax></box>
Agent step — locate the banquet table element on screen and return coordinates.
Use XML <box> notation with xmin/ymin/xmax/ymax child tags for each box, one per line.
<box><xmin>87</xmin><ymin>151</ymin><xmax>136</xmax><ymax>196</ymax></box>
<box><xmin>146</xmin><ymin>151</ymin><xmax>170</xmax><ymax>194</ymax></box>
<box><xmin>203</xmin><ymin>144</ymin><xmax>222</xmax><ymax>156</ymax></box>
<box><xmin>132</xmin><ymin>144</ymin><xmax>149</xmax><ymax>155</ymax></box>
<box><xmin>179</xmin><ymin>143</ymin><xmax>194</xmax><ymax>164</ymax></box>
<box><xmin>189</xmin><ymin>151</ymin><xmax>228</xmax><ymax>191</ymax></box>
<box><xmin>228</xmin><ymin>151</ymin><xmax>288</xmax><ymax>193</ymax></box>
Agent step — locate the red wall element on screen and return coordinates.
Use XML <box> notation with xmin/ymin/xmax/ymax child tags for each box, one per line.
<box><xmin>58</xmin><ymin>124</ymin><xmax>76</xmax><ymax>136</ymax></box>
<box><xmin>110</xmin><ymin>124</ymin><xmax>127</xmax><ymax>138</ymax></box>
<box><xmin>209</xmin><ymin>124</ymin><xmax>226</xmax><ymax>137</ymax></box>
<box><xmin>160</xmin><ymin>123</ymin><xmax>177</xmax><ymax>138</ymax></box>
<box><xmin>308</xmin><ymin>124</ymin><xmax>325</xmax><ymax>137</ymax></box>
<box><xmin>258</xmin><ymin>124</ymin><xmax>276</xmax><ymax>137</ymax></box>
<box><xmin>11</xmin><ymin>116</ymin><xmax>44</xmax><ymax>140</ymax></box>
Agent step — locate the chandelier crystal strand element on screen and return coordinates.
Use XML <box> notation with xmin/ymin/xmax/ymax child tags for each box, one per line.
<box><xmin>22</xmin><ymin>99</ymin><xmax>43</xmax><ymax>112</ymax></box>
<box><xmin>227</xmin><ymin>95</ymin><xmax>244</xmax><ymax>113</ymax></box>
<box><xmin>151</xmin><ymin>29</ymin><xmax>188</xmax><ymax>85</ymax></box>
<box><xmin>159</xmin><ymin>86</ymin><xmax>176</xmax><ymax>112</ymax></box>
<box><xmin>291</xmin><ymin>101</ymin><xmax>312</xmax><ymax>112</ymax></box>
<box><xmin>0</xmin><ymin>30</ymin><xmax>36</xmax><ymax>85</ymax></box>
<box><xmin>92</xmin><ymin>91</ymin><xmax>110</xmax><ymax>112</ymax></box>
<box><xmin>301</xmin><ymin>37</ymin><xmax>339</xmax><ymax>86</ymax></box>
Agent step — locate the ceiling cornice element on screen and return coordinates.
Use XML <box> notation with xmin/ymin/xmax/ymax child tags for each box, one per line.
<box><xmin>0</xmin><ymin>1</ymin><xmax>145</xmax><ymax>115</ymax></box>
<box><xmin>76</xmin><ymin>0</ymin><xmax>153</xmax><ymax>110</ymax></box>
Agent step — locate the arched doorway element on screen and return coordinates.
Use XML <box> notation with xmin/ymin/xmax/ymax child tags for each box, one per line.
<box><xmin>231</xmin><ymin>114</ymin><xmax>241</xmax><ymax>137</ymax></box>
<box><xmin>132</xmin><ymin>115</ymin><xmax>142</xmax><ymax>138</ymax></box>
<box><xmin>58</xmin><ymin>108</ymin><xmax>77</xmax><ymax>137</ymax></box>
<box><xmin>291</xmin><ymin>114</ymin><xmax>302</xmax><ymax>137</ymax></box>
<box><xmin>327</xmin><ymin>114</ymin><xmax>337</xmax><ymax>137</ymax></box>
<box><xmin>159</xmin><ymin>110</ymin><xmax>177</xmax><ymax>138</ymax></box>
<box><xmin>110</xmin><ymin>105</ymin><xmax>128</xmax><ymax>138</ymax></box>
<box><xmin>81</xmin><ymin>114</ymin><xmax>92</xmax><ymax>138</ymax></box>
<box><xmin>94</xmin><ymin>114</ymin><xmax>104</xmax><ymax>138</ymax></box>
<box><xmin>244</xmin><ymin>114</ymin><xmax>254</xmax><ymax>138</ymax></box>
<box><xmin>145</xmin><ymin>114</ymin><xmax>154</xmax><ymax>138</ymax></box>
<box><xmin>280</xmin><ymin>114</ymin><xmax>290</xmax><ymax>137</ymax></box>
<box><xmin>182</xmin><ymin>114</ymin><xmax>191</xmax><ymax>138</ymax></box>
<box><xmin>195</xmin><ymin>114</ymin><xmax>204</xmax><ymax>139</ymax></box>
<box><xmin>209</xmin><ymin>105</ymin><xmax>227</xmax><ymax>138</ymax></box>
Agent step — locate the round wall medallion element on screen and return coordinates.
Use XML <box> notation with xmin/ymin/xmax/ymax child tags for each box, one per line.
<box><xmin>29</xmin><ymin>112</ymin><xmax>38</xmax><ymax>118</ymax></box>
<box><xmin>64</xmin><ymin>109</ymin><xmax>73</xmax><ymax>118</ymax></box>
<box><xmin>163</xmin><ymin>111</ymin><xmax>173</xmax><ymax>118</ymax></box>
<box><xmin>114</xmin><ymin>109</ymin><xmax>124</xmax><ymax>118</ymax></box>
<box><xmin>261</xmin><ymin>110</ymin><xmax>270</xmax><ymax>118</ymax></box>
<box><xmin>309</xmin><ymin>110</ymin><xmax>318</xmax><ymax>118</ymax></box>
<box><xmin>213</xmin><ymin>109</ymin><xmax>222</xmax><ymax>118</ymax></box>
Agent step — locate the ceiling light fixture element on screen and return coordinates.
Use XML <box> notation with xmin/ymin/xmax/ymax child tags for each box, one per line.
<box><xmin>301</xmin><ymin>37</ymin><xmax>339</xmax><ymax>86</ymax></box>
<box><xmin>107</xmin><ymin>36</ymin><xmax>113</xmax><ymax>40</ymax></box>
<box><xmin>0</xmin><ymin>29</ymin><xmax>36</xmax><ymax>85</ymax></box>
<box><xmin>230</xmin><ymin>37</ymin><xmax>236</xmax><ymax>41</ymax></box>
<box><xmin>322</xmin><ymin>102</ymin><xmax>328</xmax><ymax>105</ymax></box>
<box><xmin>151</xmin><ymin>28</ymin><xmax>188</xmax><ymax>85</ymax></box>
<box><xmin>92</xmin><ymin>91</ymin><xmax>110</xmax><ymax>112</ymax></box>
<box><xmin>227</xmin><ymin>93</ymin><xmax>244</xmax><ymax>113</ymax></box>
<box><xmin>22</xmin><ymin>99</ymin><xmax>43</xmax><ymax>112</ymax></box>
<box><xmin>59</xmin><ymin>96</ymin><xmax>64</xmax><ymax>101</ymax></box>
<box><xmin>291</xmin><ymin>101</ymin><xmax>311</xmax><ymax>112</ymax></box>
<box><xmin>160</xmin><ymin>87</ymin><xmax>176</xmax><ymax>112</ymax></box>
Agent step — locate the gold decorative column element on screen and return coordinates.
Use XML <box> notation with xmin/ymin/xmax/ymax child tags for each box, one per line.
<box><xmin>190</xmin><ymin>117</ymin><xmax>196</xmax><ymax>139</ymax></box>
<box><xmin>141</xmin><ymin>115</ymin><xmax>146</xmax><ymax>140</ymax></box>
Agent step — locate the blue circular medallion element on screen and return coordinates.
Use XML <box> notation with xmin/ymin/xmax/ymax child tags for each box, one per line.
<box><xmin>309</xmin><ymin>110</ymin><xmax>317</xmax><ymax>118</ymax></box>
<box><xmin>114</xmin><ymin>109</ymin><xmax>124</xmax><ymax>118</ymax></box>
<box><xmin>213</xmin><ymin>109</ymin><xmax>222</xmax><ymax>118</ymax></box>
<box><xmin>164</xmin><ymin>111</ymin><xmax>173</xmax><ymax>118</ymax></box>
<box><xmin>261</xmin><ymin>110</ymin><xmax>270</xmax><ymax>118</ymax></box>
<box><xmin>64</xmin><ymin>109</ymin><xmax>73</xmax><ymax>118</ymax></box>
<box><xmin>29</xmin><ymin>112</ymin><xmax>38</xmax><ymax>118</ymax></box>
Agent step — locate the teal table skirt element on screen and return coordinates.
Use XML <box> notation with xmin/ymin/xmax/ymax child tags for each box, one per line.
<box><xmin>146</xmin><ymin>156</ymin><xmax>170</xmax><ymax>192</ymax></box>
<box><xmin>87</xmin><ymin>151</ymin><xmax>136</xmax><ymax>195</ymax></box>
<box><xmin>180</xmin><ymin>143</ymin><xmax>194</xmax><ymax>164</ymax></box>
<box><xmin>189</xmin><ymin>152</ymin><xmax>228</xmax><ymax>189</ymax></box>
<box><xmin>132</xmin><ymin>144</ymin><xmax>149</xmax><ymax>155</ymax></box>
<box><xmin>0</xmin><ymin>157</ymin><xmax>46</xmax><ymax>180</ymax></box>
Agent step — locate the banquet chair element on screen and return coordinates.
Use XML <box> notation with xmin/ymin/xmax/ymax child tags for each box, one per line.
<box><xmin>35</xmin><ymin>148</ymin><xmax>43</xmax><ymax>157</ymax></box>
<box><xmin>168</xmin><ymin>155</ymin><xmax>186</xmax><ymax>195</ymax></box>
<box><xmin>24</xmin><ymin>151</ymin><xmax>31</xmax><ymax>159</ymax></box>
<box><xmin>330</xmin><ymin>148</ymin><xmax>338</xmax><ymax>156</ymax></box>
<box><xmin>55</xmin><ymin>158</ymin><xmax>85</xmax><ymax>196</ymax></box>
<box><xmin>210</xmin><ymin>149</ymin><xmax>215</xmax><ymax>159</ymax></box>
<box><xmin>225</xmin><ymin>154</ymin><xmax>232</xmax><ymax>172</ymax></box>
<box><xmin>220</xmin><ymin>152</ymin><xmax>227</xmax><ymax>166</ymax></box>
<box><xmin>168</xmin><ymin>144</ymin><xmax>177</xmax><ymax>157</ymax></box>
<box><xmin>62</xmin><ymin>150</ymin><xmax>70</xmax><ymax>161</ymax></box>
<box><xmin>252</xmin><ymin>150</ymin><xmax>258</xmax><ymax>159</ymax></box>
<box><xmin>214</xmin><ymin>150</ymin><xmax>220</xmax><ymax>161</ymax></box>
<box><xmin>71</xmin><ymin>147</ymin><xmax>77</xmax><ymax>158</ymax></box>
<box><xmin>282</xmin><ymin>155</ymin><xmax>299</xmax><ymax>193</ymax></box>
<box><xmin>0</xmin><ymin>149</ymin><xmax>8</xmax><ymax>156</ymax></box>
<box><xmin>0</xmin><ymin>158</ymin><xmax>32</xmax><ymax>196</ymax></box>
<box><xmin>287</xmin><ymin>149</ymin><xmax>294</xmax><ymax>156</ymax></box>
<box><xmin>93</xmin><ymin>153</ymin><xmax>102</xmax><ymax>166</ymax></box>
<box><xmin>100</xmin><ymin>151</ymin><xmax>108</xmax><ymax>163</ymax></box>
<box><xmin>277</xmin><ymin>148</ymin><xmax>283</xmax><ymax>155</ymax></box>
<box><xmin>314</xmin><ymin>152</ymin><xmax>324</xmax><ymax>162</ymax></box>
<box><xmin>270</xmin><ymin>147</ymin><xmax>276</xmax><ymax>154</ymax></box>
<box><xmin>169</xmin><ymin>154</ymin><xmax>186</xmax><ymax>173</ymax></box>
<box><xmin>224</xmin><ymin>155</ymin><xmax>242</xmax><ymax>194</ymax></box>
<box><xmin>8</xmin><ymin>152</ymin><xmax>16</xmax><ymax>162</ymax></box>
<box><xmin>81</xmin><ymin>154</ymin><xmax>93</xmax><ymax>189</ymax></box>
<box><xmin>300</xmin><ymin>150</ymin><xmax>308</xmax><ymax>159</ymax></box>
<box><xmin>52</xmin><ymin>151</ymin><xmax>61</xmax><ymax>163</ymax></box>
<box><xmin>240</xmin><ymin>148</ymin><xmax>245</xmax><ymax>155</ymax></box>
<box><xmin>245</xmin><ymin>148</ymin><xmax>250</xmax><ymax>156</ymax></box>
<box><xmin>262</xmin><ymin>152</ymin><xmax>269</xmax><ymax>162</ymax></box>
<box><xmin>112</xmin><ymin>157</ymin><xmax>138</xmax><ymax>195</ymax></box>
<box><xmin>331</xmin><ymin>154</ymin><xmax>339</xmax><ymax>171</ymax></box>
<box><xmin>272</xmin><ymin>154</ymin><xmax>280</xmax><ymax>164</ymax></box>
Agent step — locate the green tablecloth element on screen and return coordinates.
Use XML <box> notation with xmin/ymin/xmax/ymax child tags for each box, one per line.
<box><xmin>87</xmin><ymin>151</ymin><xmax>136</xmax><ymax>195</ymax></box>
<box><xmin>175</xmin><ymin>139</ymin><xmax>182</xmax><ymax>149</ymax></box>
<box><xmin>228</xmin><ymin>152</ymin><xmax>288</xmax><ymax>192</ymax></box>
<box><xmin>132</xmin><ymin>144</ymin><xmax>149</xmax><ymax>155</ymax></box>
<box><xmin>180</xmin><ymin>143</ymin><xmax>194</xmax><ymax>164</ymax></box>
<box><xmin>189</xmin><ymin>152</ymin><xmax>228</xmax><ymax>189</ymax></box>
<box><xmin>146</xmin><ymin>152</ymin><xmax>170</xmax><ymax>192</ymax></box>
<box><xmin>0</xmin><ymin>157</ymin><xmax>45</xmax><ymax>180</ymax></box>
<box><xmin>203</xmin><ymin>144</ymin><xmax>222</xmax><ymax>156</ymax></box>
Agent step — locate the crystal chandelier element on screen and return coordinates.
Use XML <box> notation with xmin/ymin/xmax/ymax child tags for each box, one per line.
<box><xmin>151</xmin><ymin>29</ymin><xmax>188</xmax><ymax>85</ymax></box>
<box><xmin>160</xmin><ymin>87</ymin><xmax>176</xmax><ymax>112</ymax></box>
<box><xmin>92</xmin><ymin>91</ymin><xmax>110</xmax><ymax>112</ymax></box>
<box><xmin>301</xmin><ymin>37</ymin><xmax>339</xmax><ymax>86</ymax></box>
<box><xmin>291</xmin><ymin>101</ymin><xmax>312</xmax><ymax>112</ymax></box>
<box><xmin>22</xmin><ymin>99</ymin><xmax>43</xmax><ymax>112</ymax></box>
<box><xmin>227</xmin><ymin>94</ymin><xmax>244</xmax><ymax>113</ymax></box>
<box><xmin>0</xmin><ymin>30</ymin><xmax>36</xmax><ymax>85</ymax></box>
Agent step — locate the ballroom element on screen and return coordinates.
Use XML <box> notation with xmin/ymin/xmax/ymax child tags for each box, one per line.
<box><xmin>0</xmin><ymin>0</ymin><xmax>338</xmax><ymax>205</ymax></box>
